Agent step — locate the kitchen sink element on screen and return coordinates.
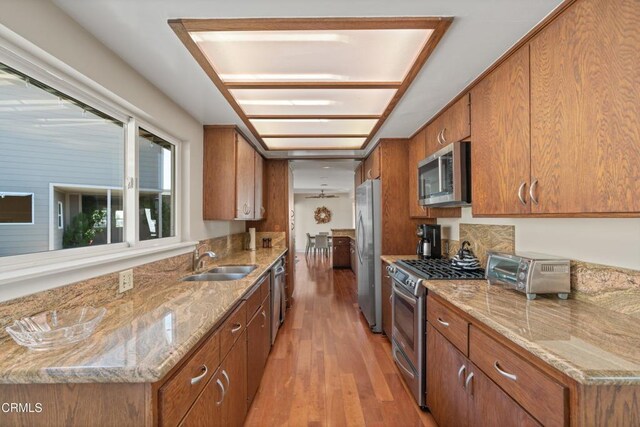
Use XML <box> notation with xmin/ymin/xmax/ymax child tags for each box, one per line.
<box><xmin>181</xmin><ymin>272</ymin><xmax>248</xmax><ymax>282</ymax></box>
<box><xmin>206</xmin><ymin>265</ymin><xmax>258</xmax><ymax>274</ymax></box>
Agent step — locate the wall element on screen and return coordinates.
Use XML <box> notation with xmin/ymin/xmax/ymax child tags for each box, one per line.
<box><xmin>0</xmin><ymin>0</ymin><xmax>245</xmax><ymax>245</ymax></box>
<box><xmin>293</xmin><ymin>193</ymin><xmax>354</xmax><ymax>252</ymax></box>
<box><xmin>438</xmin><ymin>208</ymin><xmax>640</xmax><ymax>270</ymax></box>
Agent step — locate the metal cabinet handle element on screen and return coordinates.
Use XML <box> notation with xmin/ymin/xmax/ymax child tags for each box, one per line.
<box><xmin>441</xmin><ymin>128</ymin><xmax>447</xmax><ymax>144</ymax></box>
<box><xmin>215</xmin><ymin>378</ymin><xmax>225</xmax><ymax>405</ymax></box>
<box><xmin>436</xmin><ymin>317</ymin><xmax>450</xmax><ymax>327</ymax></box>
<box><xmin>190</xmin><ymin>365</ymin><xmax>208</xmax><ymax>385</ymax></box>
<box><xmin>529</xmin><ymin>179</ymin><xmax>539</xmax><ymax>205</ymax></box>
<box><xmin>494</xmin><ymin>361</ymin><xmax>517</xmax><ymax>381</ymax></box>
<box><xmin>458</xmin><ymin>365</ymin><xmax>466</xmax><ymax>387</ymax></box>
<box><xmin>231</xmin><ymin>323</ymin><xmax>242</xmax><ymax>333</ymax></box>
<box><xmin>260</xmin><ymin>206</ymin><xmax>265</xmax><ymax>215</ymax></box>
<box><xmin>222</xmin><ymin>369</ymin><xmax>230</xmax><ymax>389</ymax></box>
<box><xmin>517</xmin><ymin>181</ymin><xmax>527</xmax><ymax>206</ymax></box>
<box><xmin>393</xmin><ymin>348</ymin><xmax>415</xmax><ymax>379</ymax></box>
<box><xmin>261</xmin><ymin>310</ymin><xmax>266</xmax><ymax>327</ymax></box>
<box><xmin>465</xmin><ymin>372</ymin><xmax>475</xmax><ymax>396</ymax></box>
<box><xmin>367</xmin><ymin>169</ymin><xmax>372</xmax><ymax>179</ymax></box>
<box><xmin>437</xmin><ymin>129</ymin><xmax>444</xmax><ymax>145</ymax></box>
<box><xmin>389</xmin><ymin>293</ymin><xmax>393</xmax><ymax>302</ymax></box>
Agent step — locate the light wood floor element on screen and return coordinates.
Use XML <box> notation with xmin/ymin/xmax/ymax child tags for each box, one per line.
<box><xmin>245</xmin><ymin>254</ymin><xmax>436</xmax><ymax>427</ymax></box>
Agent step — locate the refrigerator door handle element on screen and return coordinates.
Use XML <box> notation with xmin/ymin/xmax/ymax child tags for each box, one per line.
<box><xmin>356</xmin><ymin>212</ymin><xmax>365</xmax><ymax>264</ymax></box>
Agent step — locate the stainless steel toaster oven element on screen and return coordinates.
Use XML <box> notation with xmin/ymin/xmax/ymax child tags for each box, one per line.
<box><xmin>485</xmin><ymin>251</ymin><xmax>571</xmax><ymax>300</ymax></box>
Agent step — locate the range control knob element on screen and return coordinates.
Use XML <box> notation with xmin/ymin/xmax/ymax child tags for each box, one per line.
<box><xmin>517</xmin><ymin>282</ymin><xmax>525</xmax><ymax>290</ymax></box>
<box><xmin>386</xmin><ymin>265</ymin><xmax>396</xmax><ymax>274</ymax></box>
<box><xmin>406</xmin><ymin>279</ymin><xmax>415</xmax><ymax>287</ymax></box>
<box><xmin>518</xmin><ymin>272</ymin><xmax>526</xmax><ymax>280</ymax></box>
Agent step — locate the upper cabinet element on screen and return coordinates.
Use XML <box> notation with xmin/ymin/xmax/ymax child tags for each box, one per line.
<box><xmin>425</xmin><ymin>94</ymin><xmax>471</xmax><ymax>157</ymax></box>
<box><xmin>529</xmin><ymin>0</ymin><xmax>640</xmax><ymax>215</ymax></box>
<box><xmin>363</xmin><ymin>146</ymin><xmax>381</xmax><ymax>180</ymax></box>
<box><xmin>354</xmin><ymin>162</ymin><xmax>364</xmax><ymax>188</ymax></box>
<box><xmin>471</xmin><ymin>47</ymin><xmax>531</xmax><ymax>216</ymax></box>
<box><xmin>203</xmin><ymin>126</ymin><xmax>264</xmax><ymax>220</ymax></box>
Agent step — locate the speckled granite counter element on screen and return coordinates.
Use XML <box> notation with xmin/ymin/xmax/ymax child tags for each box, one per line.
<box><xmin>331</xmin><ymin>228</ymin><xmax>355</xmax><ymax>238</ymax></box>
<box><xmin>0</xmin><ymin>247</ymin><xmax>287</xmax><ymax>384</ymax></box>
<box><xmin>381</xmin><ymin>255</ymin><xmax>640</xmax><ymax>385</ymax></box>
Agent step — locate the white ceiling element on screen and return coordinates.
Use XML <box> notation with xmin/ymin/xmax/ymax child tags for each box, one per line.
<box><xmin>290</xmin><ymin>160</ymin><xmax>358</xmax><ymax>193</ymax></box>
<box><xmin>52</xmin><ymin>0</ymin><xmax>563</xmax><ymax>158</ymax></box>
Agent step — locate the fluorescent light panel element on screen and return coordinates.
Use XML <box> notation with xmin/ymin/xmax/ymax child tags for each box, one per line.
<box><xmin>264</xmin><ymin>137</ymin><xmax>365</xmax><ymax>149</ymax></box>
<box><xmin>252</xmin><ymin>118</ymin><xmax>377</xmax><ymax>135</ymax></box>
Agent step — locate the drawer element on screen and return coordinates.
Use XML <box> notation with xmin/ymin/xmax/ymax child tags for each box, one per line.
<box><xmin>220</xmin><ymin>302</ymin><xmax>247</xmax><ymax>358</ymax></box>
<box><xmin>246</xmin><ymin>274</ymin><xmax>270</xmax><ymax>322</ymax></box>
<box><xmin>332</xmin><ymin>237</ymin><xmax>350</xmax><ymax>246</ymax></box>
<box><xmin>427</xmin><ymin>295</ymin><xmax>469</xmax><ymax>355</ymax></box>
<box><xmin>159</xmin><ymin>330</ymin><xmax>220</xmax><ymax>427</ymax></box>
<box><xmin>469</xmin><ymin>326</ymin><xmax>567</xmax><ymax>426</ymax></box>
<box><xmin>259</xmin><ymin>273</ymin><xmax>271</xmax><ymax>301</ymax></box>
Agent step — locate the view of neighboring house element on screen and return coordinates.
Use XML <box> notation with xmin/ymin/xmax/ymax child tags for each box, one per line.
<box><xmin>0</xmin><ymin>64</ymin><xmax>174</xmax><ymax>257</ymax></box>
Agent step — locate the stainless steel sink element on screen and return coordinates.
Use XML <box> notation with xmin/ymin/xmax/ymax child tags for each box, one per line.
<box><xmin>206</xmin><ymin>265</ymin><xmax>258</xmax><ymax>274</ymax></box>
<box><xmin>181</xmin><ymin>272</ymin><xmax>247</xmax><ymax>282</ymax></box>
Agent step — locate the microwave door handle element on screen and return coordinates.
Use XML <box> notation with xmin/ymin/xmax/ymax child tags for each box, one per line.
<box><xmin>438</xmin><ymin>156</ymin><xmax>444</xmax><ymax>193</ymax></box>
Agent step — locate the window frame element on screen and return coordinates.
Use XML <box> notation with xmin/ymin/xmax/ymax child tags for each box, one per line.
<box><xmin>0</xmin><ymin>192</ymin><xmax>35</xmax><ymax>225</ymax></box>
<box><xmin>57</xmin><ymin>201</ymin><xmax>63</xmax><ymax>230</ymax></box>
<box><xmin>0</xmin><ymin>29</ymin><xmax>188</xmax><ymax>289</ymax></box>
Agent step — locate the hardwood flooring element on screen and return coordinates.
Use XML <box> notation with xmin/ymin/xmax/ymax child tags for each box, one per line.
<box><xmin>245</xmin><ymin>254</ymin><xmax>436</xmax><ymax>427</ymax></box>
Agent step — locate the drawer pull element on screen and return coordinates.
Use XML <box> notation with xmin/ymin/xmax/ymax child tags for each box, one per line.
<box><xmin>436</xmin><ymin>317</ymin><xmax>450</xmax><ymax>327</ymax></box>
<box><xmin>457</xmin><ymin>365</ymin><xmax>466</xmax><ymax>387</ymax></box>
<box><xmin>222</xmin><ymin>369</ymin><xmax>230</xmax><ymax>389</ymax></box>
<box><xmin>494</xmin><ymin>361</ymin><xmax>517</xmax><ymax>381</ymax></box>
<box><xmin>190</xmin><ymin>365</ymin><xmax>208</xmax><ymax>385</ymax></box>
<box><xmin>231</xmin><ymin>323</ymin><xmax>242</xmax><ymax>333</ymax></box>
<box><xmin>215</xmin><ymin>378</ymin><xmax>225</xmax><ymax>405</ymax></box>
<box><xmin>261</xmin><ymin>310</ymin><xmax>267</xmax><ymax>327</ymax></box>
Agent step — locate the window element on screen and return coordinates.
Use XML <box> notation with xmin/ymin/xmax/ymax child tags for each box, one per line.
<box><xmin>138</xmin><ymin>129</ymin><xmax>175</xmax><ymax>241</ymax></box>
<box><xmin>57</xmin><ymin>201</ymin><xmax>63</xmax><ymax>229</ymax></box>
<box><xmin>0</xmin><ymin>193</ymin><xmax>34</xmax><ymax>224</ymax></box>
<box><xmin>0</xmin><ymin>61</ymin><xmax>180</xmax><ymax>261</ymax></box>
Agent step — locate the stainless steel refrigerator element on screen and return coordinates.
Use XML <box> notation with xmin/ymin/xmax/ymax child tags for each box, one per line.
<box><xmin>355</xmin><ymin>179</ymin><xmax>382</xmax><ymax>333</ymax></box>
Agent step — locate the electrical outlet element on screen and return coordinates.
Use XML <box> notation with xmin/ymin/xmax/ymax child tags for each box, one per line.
<box><xmin>119</xmin><ymin>269</ymin><xmax>134</xmax><ymax>293</ymax></box>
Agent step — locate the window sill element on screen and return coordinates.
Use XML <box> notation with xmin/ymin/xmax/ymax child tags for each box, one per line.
<box><xmin>0</xmin><ymin>241</ymin><xmax>198</xmax><ymax>303</ymax></box>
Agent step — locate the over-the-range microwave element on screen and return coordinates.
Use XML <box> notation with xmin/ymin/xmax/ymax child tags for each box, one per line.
<box><xmin>417</xmin><ymin>141</ymin><xmax>471</xmax><ymax>207</ymax></box>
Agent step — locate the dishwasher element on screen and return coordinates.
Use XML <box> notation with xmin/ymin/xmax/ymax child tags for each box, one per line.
<box><xmin>270</xmin><ymin>256</ymin><xmax>286</xmax><ymax>345</ymax></box>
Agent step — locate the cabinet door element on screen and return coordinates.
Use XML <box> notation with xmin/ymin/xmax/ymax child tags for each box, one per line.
<box><xmin>180</xmin><ymin>368</ymin><xmax>224</xmax><ymax>427</ymax></box>
<box><xmin>332</xmin><ymin>246</ymin><xmax>350</xmax><ymax>268</ymax></box>
<box><xmin>220</xmin><ymin>329</ymin><xmax>247</xmax><ymax>427</ymax></box>
<box><xmin>468</xmin><ymin>364</ymin><xmax>541</xmax><ymax>427</ymax></box>
<box><xmin>530</xmin><ymin>0</ymin><xmax>640</xmax><ymax>214</ymax></box>
<box><xmin>247</xmin><ymin>307</ymin><xmax>266</xmax><ymax>406</ymax></box>
<box><xmin>354</xmin><ymin>162</ymin><xmax>364</xmax><ymax>188</ymax></box>
<box><xmin>253</xmin><ymin>152</ymin><xmax>265</xmax><ymax>220</ymax></box>
<box><xmin>235</xmin><ymin>134</ymin><xmax>255</xmax><ymax>219</ymax></box>
<box><xmin>471</xmin><ymin>47</ymin><xmax>531</xmax><ymax>216</ymax></box>
<box><xmin>364</xmin><ymin>146</ymin><xmax>381</xmax><ymax>179</ymax></box>
<box><xmin>381</xmin><ymin>263</ymin><xmax>393</xmax><ymax>338</ymax></box>
<box><xmin>426</xmin><ymin>324</ymin><xmax>469</xmax><ymax>427</ymax></box>
<box><xmin>439</xmin><ymin>94</ymin><xmax>471</xmax><ymax>146</ymax></box>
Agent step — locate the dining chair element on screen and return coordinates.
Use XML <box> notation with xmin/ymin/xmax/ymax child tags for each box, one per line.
<box><xmin>314</xmin><ymin>234</ymin><xmax>330</xmax><ymax>257</ymax></box>
<box><xmin>305</xmin><ymin>233</ymin><xmax>315</xmax><ymax>256</ymax></box>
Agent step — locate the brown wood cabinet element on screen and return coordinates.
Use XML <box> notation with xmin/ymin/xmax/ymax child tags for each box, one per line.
<box><xmin>247</xmin><ymin>161</ymin><xmax>295</xmax><ymax>307</ymax></box>
<box><xmin>381</xmin><ymin>261</ymin><xmax>393</xmax><ymax>338</ymax></box>
<box><xmin>363</xmin><ymin>146</ymin><xmax>381</xmax><ymax>180</ymax></box>
<box><xmin>354</xmin><ymin>162</ymin><xmax>364</xmax><ymax>188</ymax></box>
<box><xmin>253</xmin><ymin>151</ymin><xmax>265</xmax><ymax>220</ymax></box>
<box><xmin>332</xmin><ymin>236</ymin><xmax>351</xmax><ymax>268</ymax></box>
<box><xmin>529</xmin><ymin>0</ymin><xmax>640</xmax><ymax>215</ymax></box>
<box><xmin>471</xmin><ymin>47</ymin><xmax>531</xmax><ymax>216</ymax></box>
<box><xmin>427</xmin><ymin>323</ymin><xmax>540</xmax><ymax>427</ymax></box>
<box><xmin>203</xmin><ymin>126</ymin><xmax>264</xmax><ymax>220</ymax></box>
<box><xmin>425</xmin><ymin>94</ymin><xmax>471</xmax><ymax>157</ymax></box>
<box><xmin>246</xmin><ymin>293</ymin><xmax>270</xmax><ymax>407</ymax></box>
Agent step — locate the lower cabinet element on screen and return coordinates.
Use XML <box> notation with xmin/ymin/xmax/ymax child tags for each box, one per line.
<box><xmin>247</xmin><ymin>294</ymin><xmax>271</xmax><ymax>406</ymax></box>
<box><xmin>427</xmin><ymin>323</ymin><xmax>540</xmax><ymax>427</ymax></box>
<box><xmin>381</xmin><ymin>262</ymin><xmax>393</xmax><ymax>338</ymax></box>
<box><xmin>181</xmin><ymin>329</ymin><xmax>247</xmax><ymax>427</ymax></box>
<box><xmin>332</xmin><ymin>236</ymin><xmax>351</xmax><ymax>268</ymax></box>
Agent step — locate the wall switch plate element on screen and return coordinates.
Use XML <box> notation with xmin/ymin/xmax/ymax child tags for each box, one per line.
<box><xmin>119</xmin><ymin>269</ymin><xmax>134</xmax><ymax>293</ymax></box>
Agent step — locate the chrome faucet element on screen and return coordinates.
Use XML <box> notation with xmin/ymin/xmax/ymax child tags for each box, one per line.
<box><xmin>194</xmin><ymin>250</ymin><xmax>217</xmax><ymax>271</ymax></box>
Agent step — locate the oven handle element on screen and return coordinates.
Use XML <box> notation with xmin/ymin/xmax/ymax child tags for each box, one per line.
<box><xmin>392</xmin><ymin>281</ymin><xmax>417</xmax><ymax>306</ymax></box>
<box><xmin>393</xmin><ymin>347</ymin><xmax>416</xmax><ymax>379</ymax></box>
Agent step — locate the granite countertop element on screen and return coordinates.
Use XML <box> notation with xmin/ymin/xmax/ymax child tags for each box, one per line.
<box><xmin>331</xmin><ymin>228</ymin><xmax>355</xmax><ymax>238</ymax></box>
<box><xmin>381</xmin><ymin>255</ymin><xmax>640</xmax><ymax>385</ymax></box>
<box><xmin>0</xmin><ymin>247</ymin><xmax>287</xmax><ymax>384</ymax></box>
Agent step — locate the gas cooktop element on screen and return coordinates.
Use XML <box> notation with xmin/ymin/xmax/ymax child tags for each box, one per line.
<box><xmin>397</xmin><ymin>258</ymin><xmax>485</xmax><ymax>280</ymax></box>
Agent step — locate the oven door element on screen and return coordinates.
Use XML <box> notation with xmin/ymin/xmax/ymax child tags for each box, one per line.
<box><xmin>391</xmin><ymin>279</ymin><xmax>422</xmax><ymax>369</ymax></box>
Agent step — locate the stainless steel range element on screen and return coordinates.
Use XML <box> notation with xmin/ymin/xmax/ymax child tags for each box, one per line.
<box><xmin>388</xmin><ymin>259</ymin><xmax>484</xmax><ymax>409</ymax></box>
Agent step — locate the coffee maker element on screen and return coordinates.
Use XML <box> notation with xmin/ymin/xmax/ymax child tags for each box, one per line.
<box><xmin>416</xmin><ymin>224</ymin><xmax>442</xmax><ymax>259</ymax></box>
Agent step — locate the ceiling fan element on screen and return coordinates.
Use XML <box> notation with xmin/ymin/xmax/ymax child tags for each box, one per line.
<box><xmin>306</xmin><ymin>190</ymin><xmax>339</xmax><ymax>199</ymax></box>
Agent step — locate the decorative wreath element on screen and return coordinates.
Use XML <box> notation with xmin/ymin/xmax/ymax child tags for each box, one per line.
<box><xmin>314</xmin><ymin>206</ymin><xmax>332</xmax><ymax>224</ymax></box>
